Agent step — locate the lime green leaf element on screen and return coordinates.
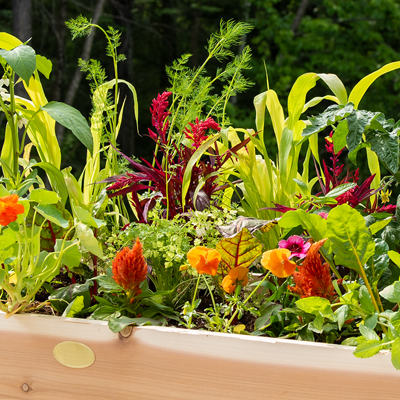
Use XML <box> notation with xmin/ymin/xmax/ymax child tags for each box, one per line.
<box><xmin>391</xmin><ymin>337</ymin><xmax>400</xmax><ymax>370</ymax></box>
<box><xmin>0</xmin><ymin>229</ymin><xmax>17</xmax><ymax>249</ymax></box>
<box><xmin>327</xmin><ymin>204</ymin><xmax>375</xmax><ymax>272</ymax></box>
<box><xmin>335</xmin><ymin>304</ymin><xmax>349</xmax><ymax>330</ymax></box>
<box><xmin>54</xmin><ymin>239</ymin><xmax>81</xmax><ymax>269</ymax></box>
<box><xmin>41</xmin><ymin>102</ymin><xmax>93</xmax><ymax>155</ymax></box>
<box><xmin>359</xmin><ymin>323</ymin><xmax>380</xmax><ymax>341</ymax></box>
<box><xmin>72</xmin><ymin>203</ymin><xmax>105</xmax><ymax>228</ymax></box>
<box><xmin>379</xmin><ymin>281</ymin><xmax>400</xmax><ymax>304</ymax></box>
<box><xmin>369</xmin><ymin>217</ymin><xmax>392</xmax><ymax>236</ymax></box>
<box><xmin>0</xmin><ymin>269</ymin><xmax>5</xmax><ymax>286</ymax></box>
<box><xmin>359</xmin><ymin>285</ymin><xmax>375</xmax><ymax>315</ymax></box>
<box><xmin>63</xmin><ymin>295</ymin><xmax>86</xmax><ymax>318</ymax></box>
<box><xmin>295</xmin><ymin>296</ymin><xmax>331</xmax><ymax>316</ymax></box>
<box><xmin>34</xmin><ymin>204</ymin><xmax>69</xmax><ymax>228</ymax></box>
<box><xmin>35</xmin><ymin>162</ymin><xmax>68</xmax><ymax>205</ymax></box>
<box><xmin>216</xmin><ymin>228</ymin><xmax>262</xmax><ymax>273</ymax></box>
<box><xmin>0</xmin><ymin>44</ymin><xmax>36</xmax><ymax>84</ymax></box>
<box><xmin>353</xmin><ymin>340</ymin><xmax>383</xmax><ymax>358</ymax></box>
<box><xmin>108</xmin><ymin>316</ymin><xmax>162</xmax><ymax>333</ymax></box>
<box><xmin>388</xmin><ymin>250</ymin><xmax>400</xmax><ymax>268</ymax></box>
<box><xmin>29</xmin><ymin>189</ymin><xmax>59</xmax><ymax>205</ymax></box>
<box><xmin>35</xmin><ymin>54</ymin><xmax>52</xmax><ymax>79</ymax></box>
<box><xmin>317</xmin><ymin>73</ymin><xmax>348</xmax><ymax>105</ymax></box>
<box><xmin>75</xmin><ymin>222</ymin><xmax>103</xmax><ymax>259</ymax></box>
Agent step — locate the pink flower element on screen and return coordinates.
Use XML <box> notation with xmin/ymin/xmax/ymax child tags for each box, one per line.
<box><xmin>278</xmin><ymin>235</ymin><xmax>311</xmax><ymax>259</ymax></box>
<box><xmin>318</xmin><ymin>212</ymin><xmax>329</xmax><ymax>220</ymax></box>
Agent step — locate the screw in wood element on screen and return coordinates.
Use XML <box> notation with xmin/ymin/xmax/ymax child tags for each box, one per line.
<box><xmin>21</xmin><ymin>383</ymin><xmax>30</xmax><ymax>392</ymax></box>
<box><xmin>119</xmin><ymin>325</ymin><xmax>133</xmax><ymax>339</ymax></box>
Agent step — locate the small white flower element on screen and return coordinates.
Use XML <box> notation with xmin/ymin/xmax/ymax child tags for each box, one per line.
<box><xmin>0</xmin><ymin>78</ymin><xmax>9</xmax><ymax>87</ymax></box>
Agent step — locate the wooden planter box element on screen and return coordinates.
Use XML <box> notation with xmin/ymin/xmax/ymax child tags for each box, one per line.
<box><xmin>1</xmin><ymin>312</ymin><xmax>399</xmax><ymax>399</ymax></box>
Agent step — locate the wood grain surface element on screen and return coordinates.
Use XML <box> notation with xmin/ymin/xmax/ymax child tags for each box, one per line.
<box><xmin>0</xmin><ymin>313</ymin><xmax>399</xmax><ymax>399</ymax></box>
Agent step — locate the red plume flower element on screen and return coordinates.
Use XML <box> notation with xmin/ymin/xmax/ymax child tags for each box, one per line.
<box><xmin>289</xmin><ymin>239</ymin><xmax>336</xmax><ymax>301</ymax></box>
<box><xmin>112</xmin><ymin>238</ymin><xmax>148</xmax><ymax>300</ymax></box>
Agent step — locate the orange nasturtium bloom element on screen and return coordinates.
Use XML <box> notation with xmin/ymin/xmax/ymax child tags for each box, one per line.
<box><xmin>112</xmin><ymin>238</ymin><xmax>148</xmax><ymax>299</ymax></box>
<box><xmin>221</xmin><ymin>267</ymin><xmax>249</xmax><ymax>293</ymax></box>
<box><xmin>187</xmin><ymin>246</ymin><xmax>221</xmax><ymax>276</ymax></box>
<box><xmin>0</xmin><ymin>194</ymin><xmax>24</xmax><ymax>226</ymax></box>
<box><xmin>261</xmin><ymin>248</ymin><xmax>296</xmax><ymax>278</ymax></box>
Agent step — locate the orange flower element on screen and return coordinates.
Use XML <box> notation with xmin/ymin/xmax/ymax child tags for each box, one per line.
<box><xmin>221</xmin><ymin>266</ymin><xmax>249</xmax><ymax>293</ymax></box>
<box><xmin>112</xmin><ymin>238</ymin><xmax>148</xmax><ymax>298</ymax></box>
<box><xmin>261</xmin><ymin>248</ymin><xmax>296</xmax><ymax>278</ymax></box>
<box><xmin>288</xmin><ymin>239</ymin><xmax>336</xmax><ymax>301</ymax></box>
<box><xmin>187</xmin><ymin>246</ymin><xmax>221</xmax><ymax>276</ymax></box>
<box><xmin>0</xmin><ymin>194</ymin><xmax>24</xmax><ymax>226</ymax></box>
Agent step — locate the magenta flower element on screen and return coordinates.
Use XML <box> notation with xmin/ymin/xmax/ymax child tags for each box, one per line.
<box><xmin>278</xmin><ymin>235</ymin><xmax>311</xmax><ymax>259</ymax></box>
<box><xmin>318</xmin><ymin>212</ymin><xmax>329</xmax><ymax>220</ymax></box>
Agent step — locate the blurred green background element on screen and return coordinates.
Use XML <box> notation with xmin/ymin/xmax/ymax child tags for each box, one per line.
<box><xmin>1</xmin><ymin>0</ymin><xmax>400</xmax><ymax>182</ymax></box>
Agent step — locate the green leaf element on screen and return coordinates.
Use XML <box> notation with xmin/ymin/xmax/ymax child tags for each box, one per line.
<box><xmin>34</xmin><ymin>204</ymin><xmax>69</xmax><ymax>228</ymax></box>
<box><xmin>317</xmin><ymin>73</ymin><xmax>348</xmax><ymax>105</ymax></box>
<box><xmin>366</xmin><ymin>130</ymin><xmax>399</xmax><ymax>174</ymax></box>
<box><xmin>325</xmin><ymin>183</ymin><xmax>356</xmax><ymax>198</ymax></box>
<box><xmin>379</xmin><ymin>281</ymin><xmax>400</xmax><ymax>304</ymax></box>
<box><xmin>295</xmin><ymin>296</ymin><xmax>331</xmax><ymax>315</ymax></box>
<box><xmin>29</xmin><ymin>188</ymin><xmax>60</xmax><ymax>205</ymax></box>
<box><xmin>359</xmin><ymin>323</ymin><xmax>380</xmax><ymax>341</ymax></box>
<box><xmin>0</xmin><ymin>269</ymin><xmax>5</xmax><ymax>286</ymax></box>
<box><xmin>327</xmin><ymin>204</ymin><xmax>375</xmax><ymax>272</ymax></box>
<box><xmin>63</xmin><ymin>295</ymin><xmax>85</xmax><ymax>318</ymax></box>
<box><xmin>364</xmin><ymin>313</ymin><xmax>378</xmax><ymax>330</ymax></box>
<box><xmin>346</xmin><ymin>109</ymin><xmax>378</xmax><ymax>153</ymax></box>
<box><xmin>353</xmin><ymin>340</ymin><xmax>383</xmax><ymax>358</ymax></box>
<box><xmin>54</xmin><ymin>239</ymin><xmax>81</xmax><ymax>269</ymax></box>
<box><xmin>364</xmin><ymin>238</ymin><xmax>389</xmax><ymax>288</ymax></box>
<box><xmin>35</xmin><ymin>162</ymin><xmax>69</xmax><ymax>205</ymax></box>
<box><xmin>72</xmin><ymin>202</ymin><xmax>105</xmax><ymax>228</ymax></box>
<box><xmin>35</xmin><ymin>54</ymin><xmax>52</xmax><ymax>79</ymax></box>
<box><xmin>94</xmin><ymin>275</ymin><xmax>123</xmax><ymax>292</ymax></box>
<box><xmin>0</xmin><ymin>229</ymin><xmax>17</xmax><ymax>249</ymax></box>
<box><xmin>335</xmin><ymin>304</ymin><xmax>349</xmax><ymax>330</ymax></box>
<box><xmin>254</xmin><ymin>302</ymin><xmax>282</xmax><ymax>331</ymax></box>
<box><xmin>215</xmin><ymin>228</ymin><xmax>262</xmax><ymax>273</ymax></box>
<box><xmin>388</xmin><ymin>250</ymin><xmax>400</xmax><ymax>268</ymax></box>
<box><xmin>41</xmin><ymin>102</ymin><xmax>93</xmax><ymax>155</ymax></box>
<box><xmin>369</xmin><ymin>217</ymin><xmax>392</xmax><ymax>236</ymax></box>
<box><xmin>302</xmin><ymin>103</ymin><xmax>354</xmax><ymax>137</ymax></box>
<box><xmin>332</xmin><ymin>119</ymin><xmax>348</xmax><ymax>152</ymax></box>
<box><xmin>49</xmin><ymin>282</ymin><xmax>91</xmax><ymax>314</ymax></box>
<box><xmin>75</xmin><ymin>222</ymin><xmax>103</xmax><ymax>259</ymax></box>
<box><xmin>359</xmin><ymin>285</ymin><xmax>375</xmax><ymax>314</ymax></box>
<box><xmin>108</xmin><ymin>316</ymin><xmax>162</xmax><ymax>333</ymax></box>
<box><xmin>391</xmin><ymin>337</ymin><xmax>400</xmax><ymax>370</ymax></box>
<box><xmin>0</xmin><ymin>44</ymin><xmax>36</xmax><ymax>84</ymax></box>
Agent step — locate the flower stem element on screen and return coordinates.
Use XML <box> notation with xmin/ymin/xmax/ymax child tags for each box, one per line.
<box><xmin>188</xmin><ymin>274</ymin><xmax>201</xmax><ymax>329</ymax></box>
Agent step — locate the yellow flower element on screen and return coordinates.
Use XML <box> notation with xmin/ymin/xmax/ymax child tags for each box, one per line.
<box><xmin>221</xmin><ymin>266</ymin><xmax>249</xmax><ymax>293</ymax></box>
<box><xmin>380</xmin><ymin>189</ymin><xmax>391</xmax><ymax>204</ymax></box>
<box><xmin>260</xmin><ymin>248</ymin><xmax>296</xmax><ymax>278</ymax></box>
<box><xmin>187</xmin><ymin>246</ymin><xmax>221</xmax><ymax>276</ymax></box>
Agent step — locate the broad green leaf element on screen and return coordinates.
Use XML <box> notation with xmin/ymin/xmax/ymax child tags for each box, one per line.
<box><xmin>34</xmin><ymin>204</ymin><xmax>69</xmax><ymax>228</ymax></box>
<box><xmin>35</xmin><ymin>162</ymin><xmax>68</xmax><ymax>205</ymax></box>
<box><xmin>353</xmin><ymin>340</ymin><xmax>383</xmax><ymax>358</ymax></box>
<box><xmin>388</xmin><ymin>250</ymin><xmax>400</xmax><ymax>268</ymax></box>
<box><xmin>108</xmin><ymin>316</ymin><xmax>162</xmax><ymax>333</ymax></box>
<box><xmin>35</xmin><ymin>54</ymin><xmax>52</xmax><ymax>79</ymax></box>
<box><xmin>364</xmin><ymin>239</ymin><xmax>389</xmax><ymax>289</ymax></box>
<box><xmin>379</xmin><ymin>281</ymin><xmax>400</xmax><ymax>304</ymax></box>
<box><xmin>54</xmin><ymin>239</ymin><xmax>81</xmax><ymax>270</ymax></box>
<box><xmin>364</xmin><ymin>313</ymin><xmax>378</xmax><ymax>330</ymax></box>
<box><xmin>94</xmin><ymin>275</ymin><xmax>123</xmax><ymax>292</ymax></box>
<box><xmin>181</xmin><ymin>134</ymin><xmax>220</xmax><ymax>210</ymax></box>
<box><xmin>317</xmin><ymin>73</ymin><xmax>348</xmax><ymax>105</ymax></box>
<box><xmin>366</xmin><ymin>130</ymin><xmax>399</xmax><ymax>174</ymax></box>
<box><xmin>72</xmin><ymin>202</ymin><xmax>105</xmax><ymax>229</ymax></box>
<box><xmin>254</xmin><ymin>302</ymin><xmax>282</xmax><ymax>331</ymax></box>
<box><xmin>369</xmin><ymin>218</ymin><xmax>392</xmax><ymax>236</ymax></box>
<box><xmin>335</xmin><ymin>304</ymin><xmax>349</xmax><ymax>330</ymax></box>
<box><xmin>63</xmin><ymin>295</ymin><xmax>85</xmax><ymax>318</ymax></box>
<box><xmin>391</xmin><ymin>337</ymin><xmax>400</xmax><ymax>370</ymax></box>
<box><xmin>302</xmin><ymin>103</ymin><xmax>354</xmax><ymax>137</ymax></box>
<box><xmin>49</xmin><ymin>282</ymin><xmax>91</xmax><ymax>314</ymax></box>
<box><xmin>62</xmin><ymin>167</ymin><xmax>83</xmax><ymax>205</ymax></box>
<box><xmin>359</xmin><ymin>285</ymin><xmax>375</xmax><ymax>314</ymax></box>
<box><xmin>41</xmin><ymin>102</ymin><xmax>93</xmax><ymax>155</ymax></box>
<box><xmin>75</xmin><ymin>222</ymin><xmax>103</xmax><ymax>259</ymax></box>
<box><xmin>29</xmin><ymin>188</ymin><xmax>59</xmax><ymax>205</ymax></box>
<box><xmin>0</xmin><ymin>229</ymin><xmax>17</xmax><ymax>249</ymax></box>
<box><xmin>349</xmin><ymin>61</ymin><xmax>400</xmax><ymax>108</ymax></box>
<box><xmin>359</xmin><ymin>323</ymin><xmax>380</xmax><ymax>341</ymax></box>
<box><xmin>327</xmin><ymin>204</ymin><xmax>375</xmax><ymax>272</ymax></box>
<box><xmin>0</xmin><ymin>44</ymin><xmax>36</xmax><ymax>84</ymax></box>
<box><xmin>346</xmin><ymin>109</ymin><xmax>378</xmax><ymax>153</ymax></box>
<box><xmin>332</xmin><ymin>119</ymin><xmax>348</xmax><ymax>152</ymax></box>
<box><xmin>287</xmin><ymin>73</ymin><xmax>318</xmax><ymax>130</ymax></box>
<box><xmin>295</xmin><ymin>296</ymin><xmax>331</xmax><ymax>316</ymax></box>
<box><xmin>216</xmin><ymin>228</ymin><xmax>262</xmax><ymax>273</ymax></box>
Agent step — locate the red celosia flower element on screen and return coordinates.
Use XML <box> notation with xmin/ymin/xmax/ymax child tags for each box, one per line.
<box><xmin>184</xmin><ymin>117</ymin><xmax>221</xmax><ymax>149</ymax></box>
<box><xmin>0</xmin><ymin>194</ymin><xmax>24</xmax><ymax>226</ymax></box>
<box><xmin>278</xmin><ymin>235</ymin><xmax>310</xmax><ymax>259</ymax></box>
<box><xmin>288</xmin><ymin>238</ymin><xmax>336</xmax><ymax>301</ymax></box>
<box><xmin>148</xmin><ymin>91</ymin><xmax>172</xmax><ymax>145</ymax></box>
<box><xmin>112</xmin><ymin>238</ymin><xmax>148</xmax><ymax>299</ymax></box>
